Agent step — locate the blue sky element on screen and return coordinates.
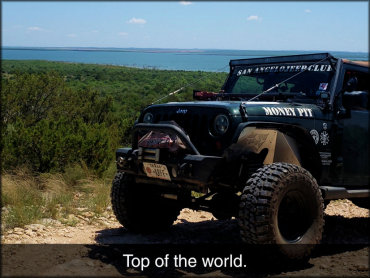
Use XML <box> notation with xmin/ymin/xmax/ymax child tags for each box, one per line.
<box><xmin>2</xmin><ymin>1</ymin><xmax>368</xmax><ymax>52</ymax></box>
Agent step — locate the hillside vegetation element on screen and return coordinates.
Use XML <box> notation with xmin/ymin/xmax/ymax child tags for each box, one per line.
<box><xmin>1</xmin><ymin>60</ymin><xmax>227</xmax><ymax>229</ymax></box>
<box><xmin>2</xmin><ymin>60</ymin><xmax>227</xmax><ymax>173</ymax></box>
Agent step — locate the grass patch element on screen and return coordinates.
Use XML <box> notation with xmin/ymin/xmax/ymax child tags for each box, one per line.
<box><xmin>82</xmin><ymin>179</ymin><xmax>111</xmax><ymax>214</ymax></box>
<box><xmin>1</xmin><ymin>165</ymin><xmax>113</xmax><ymax>231</ymax></box>
<box><xmin>62</xmin><ymin>162</ymin><xmax>93</xmax><ymax>191</ymax></box>
<box><xmin>2</xmin><ymin>169</ymin><xmax>45</xmax><ymax>230</ymax></box>
<box><xmin>60</xmin><ymin>216</ymin><xmax>79</xmax><ymax>227</ymax></box>
<box><xmin>101</xmin><ymin>161</ymin><xmax>117</xmax><ymax>182</ymax></box>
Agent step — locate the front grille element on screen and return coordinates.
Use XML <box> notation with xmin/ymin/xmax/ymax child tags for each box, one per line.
<box><xmin>143</xmin><ymin>106</ymin><xmax>235</xmax><ymax>155</ymax></box>
<box><xmin>154</xmin><ymin>112</ymin><xmax>209</xmax><ymax>143</ymax></box>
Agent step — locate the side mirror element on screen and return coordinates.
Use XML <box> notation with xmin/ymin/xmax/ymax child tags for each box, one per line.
<box><xmin>344</xmin><ymin>77</ymin><xmax>358</xmax><ymax>92</ymax></box>
<box><xmin>337</xmin><ymin>108</ymin><xmax>350</xmax><ymax>119</ymax></box>
<box><xmin>342</xmin><ymin>91</ymin><xmax>368</xmax><ymax>111</ymax></box>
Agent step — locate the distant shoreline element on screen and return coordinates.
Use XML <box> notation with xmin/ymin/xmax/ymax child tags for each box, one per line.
<box><xmin>2</xmin><ymin>59</ymin><xmax>182</xmax><ymax>72</ymax></box>
<box><xmin>3</xmin><ymin>46</ymin><xmax>208</xmax><ymax>54</ymax></box>
<box><xmin>2</xmin><ymin>48</ymin><xmax>368</xmax><ymax>72</ymax></box>
<box><xmin>3</xmin><ymin>46</ymin><xmax>368</xmax><ymax>56</ymax></box>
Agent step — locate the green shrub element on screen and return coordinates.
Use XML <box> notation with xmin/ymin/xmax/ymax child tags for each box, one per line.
<box><xmin>2</xmin><ymin>72</ymin><xmax>116</xmax><ymax>174</ymax></box>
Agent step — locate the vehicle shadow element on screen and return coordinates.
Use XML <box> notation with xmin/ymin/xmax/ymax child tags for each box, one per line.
<box><xmin>86</xmin><ymin>214</ymin><xmax>369</xmax><ymax>277</ymax></box>
<box><xmin>313</xmin><ymin>215</ymin><xmax>369</xmax><ymax>257</ymax></box>
<box><xmin>94</xmin><ymin>218</ymin><xmax>241</xmax><ymax>244</ymax></box>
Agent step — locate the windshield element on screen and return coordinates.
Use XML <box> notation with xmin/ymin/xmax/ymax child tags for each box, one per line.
<box><xmin>224</xmin><ymin>62</ymin><xmax>334</xmax><ymax>99</ymax></box>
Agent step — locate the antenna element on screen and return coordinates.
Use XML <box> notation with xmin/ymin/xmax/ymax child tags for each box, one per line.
<box><xmin>151</xmin><ymin>64</ymin><xmax>229</xmax><ymax>105</ymax></box>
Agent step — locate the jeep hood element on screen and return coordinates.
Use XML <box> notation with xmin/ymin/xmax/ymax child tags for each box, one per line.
<box><xmin>145</xmin><ymin>101</ymin><xmax>325</xmax><ymax>120</ymax></box>
<box><xmin>144</xmin><ymin>101</ymin><xmax>243</xmax><ymax>117</ymax></box>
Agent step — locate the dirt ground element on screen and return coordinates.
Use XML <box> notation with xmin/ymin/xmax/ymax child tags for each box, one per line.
<box><xmin>1</xmin><ymin>199</ymin><xmax>369</xmax><ymax>277</ymax></box>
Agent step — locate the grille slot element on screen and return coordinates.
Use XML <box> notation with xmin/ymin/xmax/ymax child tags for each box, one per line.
<box><xmin>138</xmin><ymin>147</ymin><xmax>160</xmax><ymax>162</ymax></box>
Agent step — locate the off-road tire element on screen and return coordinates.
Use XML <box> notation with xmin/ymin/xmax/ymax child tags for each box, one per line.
<box><xmin>111</xmin><ymin>172</ymin><xmax>181</xmax><ymax>233</ymax></box>
<box><xmin>239</xmin><ymin>163</ymin><xmax>324</xmax><ymax>261</ymax></box>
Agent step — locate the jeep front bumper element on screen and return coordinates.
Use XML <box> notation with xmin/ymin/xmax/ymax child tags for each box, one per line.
<box><xmin>115</xmin><ymin>123</ymin><xmax>223</xmax><ymax>192</ymax></box>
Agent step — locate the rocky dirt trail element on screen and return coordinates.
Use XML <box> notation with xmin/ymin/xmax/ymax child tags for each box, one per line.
<box><xmin>2</xmin><ymin>199</ymin><xmax>369</xmax><ymax>277</ymax></box>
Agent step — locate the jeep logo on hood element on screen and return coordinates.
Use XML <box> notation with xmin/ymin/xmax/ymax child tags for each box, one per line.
<box><xmin>176</xmin><ymin>108</ymin><xmax>188</xmax><ymax>114</ymax></box>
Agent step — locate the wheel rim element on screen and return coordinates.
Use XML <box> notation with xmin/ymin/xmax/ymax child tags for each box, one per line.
<box><xmin>277</xmin><ymin>190</ymin><xmax>313</xmax><ymax>243</ymax></box>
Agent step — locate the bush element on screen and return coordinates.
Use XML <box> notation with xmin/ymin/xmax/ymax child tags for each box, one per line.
<box><xmin>1</xmin><ymin>72</ymin><xmax>116</xmax><ymax>174</ymax></box>
<box><xmin>1</xmin><ymin>62</ymin><xmax>227</xmax><ymax>175</ymax></box>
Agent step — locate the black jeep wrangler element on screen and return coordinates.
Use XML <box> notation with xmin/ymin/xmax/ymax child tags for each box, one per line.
<box><xmin>111</xmin><ymin>53</ymin><xmax>369</xmax><ymax>260</ymax></box>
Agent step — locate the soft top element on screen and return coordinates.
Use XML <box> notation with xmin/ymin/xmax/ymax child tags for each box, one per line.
<box><xmin>230</xmin><ymin>52</ymin><xmax>369</xmax><ymax>69</ymax></box>
<box><xmin>343</xmin><ymin>59</ymin><xmax>369</xmax><ymax>68</ymax></box>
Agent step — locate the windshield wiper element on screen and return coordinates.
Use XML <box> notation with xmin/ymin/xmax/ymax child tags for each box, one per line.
<box><xmin>218</xmin><ymin>93</ymin><xmax>251</xmax><ymax>101</ymax></box>
<box><xmin>248</xmin><ymin>57</ymin><xmax>330</xmax><ymax>101</ymax></box>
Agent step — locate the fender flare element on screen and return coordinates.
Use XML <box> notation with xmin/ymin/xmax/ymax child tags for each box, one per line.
<box><xmin>230</xmin><ymin>121</ymin><xmax>322</xmax><ymax>181</ymax></box>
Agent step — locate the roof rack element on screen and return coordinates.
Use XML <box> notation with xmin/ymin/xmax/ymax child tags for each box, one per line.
<box><xmin>229</xmin><ymin>53</ymin><xmax>335</xmax><ymax>66</ymax></box>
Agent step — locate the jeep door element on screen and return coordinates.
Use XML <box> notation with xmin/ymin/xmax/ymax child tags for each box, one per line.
<box><xmin>334</xmin><ymin>66</ymin><xmax>369</xmax><ymax>187</ymax></box>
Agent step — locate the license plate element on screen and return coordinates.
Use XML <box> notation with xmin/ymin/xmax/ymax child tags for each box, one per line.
<box><xmin>143</xmin><ymin>162</ymin><xmax>171</xmax><ymax>181</ymax></box>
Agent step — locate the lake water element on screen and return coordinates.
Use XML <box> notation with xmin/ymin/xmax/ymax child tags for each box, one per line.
<box><xmin>2</xmin><ymin>47</ymin><xmax>368</xmax><ymax>72</ymax></box>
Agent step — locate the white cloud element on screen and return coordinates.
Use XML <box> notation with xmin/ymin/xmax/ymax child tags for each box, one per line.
<box><xmin>247</xmin><ymin>15</ymin><xmax>261</xmax><ymax>21</ymax></box>
<box><xmin>305</xmin><ymin>9</ymin><xmax>312</xmax><ymax>13</ymax></box>
<box><xmin>27</xmin><ymin>26</ymin><xmax>44</xmax><ymax>31</ymax></box>
<box><xmin>127</xmin><ymin>17</ymin><xmax>147</xmax><ymax>24</ymax></box>
<box><xmin>179</xmin><ymin>1</ymin><xmax>192</xmax><ymax>5</ymax></box>
<box><xmin>118</xmin><ymin>32</ymin><xmax>128</xmax><ymax>36</ymax></box>
<box><xmin>67</xmin><ymin>33</ymin><xmax>77</xmax><ymax>38</ymax></box>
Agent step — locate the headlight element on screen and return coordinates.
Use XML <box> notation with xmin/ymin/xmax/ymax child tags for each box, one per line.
<box><xmin>143</xmin><ymin>112</ymin><xmax>154</xmax><ymax>123</ymax></box>
<box><xmin>213</xmin><ymin>114</ymin><xmax>229</xmax><ymax>135</ymax></box>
